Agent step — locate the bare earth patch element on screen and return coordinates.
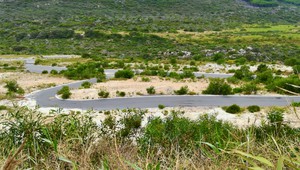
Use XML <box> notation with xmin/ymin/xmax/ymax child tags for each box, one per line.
<box><xmin>70</xmin><ymin>77</ymin><xmax>209</xmax><ymax>100</ymax></box>
<box><xmin>0</xmin><ymin>72</ymin><xmax>73</xmax><ymax>95</ymax></box>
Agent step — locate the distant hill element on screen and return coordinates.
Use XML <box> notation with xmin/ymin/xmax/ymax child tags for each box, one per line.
<box><xmin>0</xmin><ymin>0</ymin><xmax>299</xmax><ymax>31</ymax></box>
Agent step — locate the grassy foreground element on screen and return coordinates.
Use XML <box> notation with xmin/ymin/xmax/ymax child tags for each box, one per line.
<box><xmin>0</xmin><ymin>106</ymin><xmax>299</xmax><ymax>169</ymax></box>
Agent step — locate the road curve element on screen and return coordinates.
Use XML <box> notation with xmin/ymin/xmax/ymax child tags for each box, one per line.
<box><xmin>26</xmin><ymin>78</ymin><xmax>300</xmax><ymax>110</ymax></box>
<box><xmin>23</xmin><ymin>60</ymin><xmax>300</xmax><ymax>110</ymax></box>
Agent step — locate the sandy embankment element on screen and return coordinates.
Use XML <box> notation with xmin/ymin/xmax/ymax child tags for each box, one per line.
<box><xmin>0</xmin><ymin>72</ymin><xmax>73</xmax><ymax>94</ymax></box>
<box><xmin>70</xmin><ymin>77</ymin><xmax>209</xmax><ymax>100</ymax></box>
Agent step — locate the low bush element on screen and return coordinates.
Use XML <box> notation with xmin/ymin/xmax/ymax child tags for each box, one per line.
<box><xmin>116</xmin><ymin>91</ymin><xmax>126</xmax><ymax>97</ymax></box>
<box><xmin>114</xmin><ymin>69</ymin><xmax>134</xmax><ymax>79</ymax></box>
<box><xmin>291</xmin><ymin>102</ymin><xmax>300</xmax><ymax>107</ymax></box>
<box><xmin>146</xmin><ymin>86</ymin><xmax>156</xmax><ymax>95</ymax></box>
<box><xmin>225</xmin><ymin>104</ymin><xmax>241</xmax><ymax>114</ymax></box>
<box><xmin>50</xmin><ymin>70</ymin><xmax>58</xmax><ymax>75</ymax></box>
<box><xmin>203</xmin><ymin>78</ymin><xmax>232</xmax><ymax>95</ymax></box>
<box><xmin>158</xmin><ymin>104</ymin><xmax>165</xmax><ymax>109</ymax></box>
<box><xmin>247</xmin><ymin>105</ymin><xmax>261</xmax><ymax>113</ymax></box>
<box><xmin>0</xmin><ymin>105</ymin><xmax>7</xmax><ymax>110</ymax></box>
<box><xmin>57</xmin><ymin>86</ymin><xmax>71</xmax><ymax>99</ymax></box>
<box><xmin>141</xmin><ymin>77</ymin><xmax>151</xmax><ymax>82</ymax></box>
<box><xmin>174</xmin><ymin>86</ymin><xmax>189</xmax><ymax>95</ymax></box>
<box><xmin>98</xmin><ymin>90</ymin><xmax>109</xmax><ymax>98</ymax></box>
<box><xmin>4</xmin><ymin>80</ymin><xmax>25</xmax><ymax>95</ymax></box>
<box><xmin>41</xmin><ymin>70</ymin><xmax>48</xmax><ymax>74</ymax></box>
<box><xmin>81</xmin><ymin>81</ymin><xmax>92</xmax><ymax>89</ymax></box>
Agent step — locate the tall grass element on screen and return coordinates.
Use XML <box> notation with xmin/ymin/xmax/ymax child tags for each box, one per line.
<box><xmin>0</xmin><ymin>107</ymin><xmax>299</xmax><ymax>169</ymax></box>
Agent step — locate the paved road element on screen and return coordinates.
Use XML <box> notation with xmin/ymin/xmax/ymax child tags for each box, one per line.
<box><xmin>27</xmin><ymin>81</ymin><xmax>300</xmax><ymax>110</ymax></box>
<box><xmin>25</xmin><ymin>59</ymin><xmax>233</xmax><ymax>78</ymax></box>
<box><xmin>23</xmin><ymin>59</ymin><xmax>300</xmax><ymax>110</ymax></box>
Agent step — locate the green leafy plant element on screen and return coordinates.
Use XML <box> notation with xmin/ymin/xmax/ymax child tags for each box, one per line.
<box><xmin>247</xmin><ymin>105</ymin><xmax>261</xmax><ymax>113</ymax></box>
<box><xmin>174</xmin><ymin>86</ymin><xmax>189</xmax><ymax>95</ymax></box>
<box><xmin>225</xmin><ymin>104</ymin><xmax>241</xmax><ymax>114</ymax></box>
<box><xmin>98</xmin><ymin>90</ymin><xmax>110</xmax><ymax>98</ymax></box>
<box><xmin>57</xmin><ymin>86</ymin><xmax>71</xmax><ymax>99</ymax></box>
<box><xmin>146</xmin><ymin>86</ymin><xmax>156</xmax><ymax>95</ymax></box>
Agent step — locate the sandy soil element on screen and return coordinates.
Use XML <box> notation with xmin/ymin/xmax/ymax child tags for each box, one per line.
<box><xmin>0</xmin><ymin>72</ymin><xmax>72</xmax><ymax>95</ymax></box>
<box><xmin>70</xmin><ymin>77</ymin><xmax>209</xmax><ymax>99</ymax></box>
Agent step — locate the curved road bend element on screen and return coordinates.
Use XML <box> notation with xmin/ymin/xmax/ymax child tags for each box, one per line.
<box><xmin>26</xmin><ymin>78</ymin><xmax>300</xmax><ymax>110</ymax></box>
<box><xmin>24</xmin><ymin>60</ymin><xmax>300</xmax><ymax>110</ymax></box>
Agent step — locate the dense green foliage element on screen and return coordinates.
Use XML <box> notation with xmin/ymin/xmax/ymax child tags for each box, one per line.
<box><xmin>4</xmin><ymin>80</ymin><xmax>25</xmax><ymax>96</ymax></box>
<box><xmin>114</xmin><ymin>69</ymin><xmax>135</xmax><ymax>79</ymax></box>
<box><xmin>57</xmin><ymin>86</ymin><xmax>71</xmax><ymax>99</ymax></box>
<box><xmin>225</xmin><ymin>104</ymin><xmax>242</xmax><ymax>114</ymax></box>
<box><xmin>63</xmin><ymin>62</ymin><xmax>105</xmax><ymax>80</ymax></box>
<box><xmin>203</xmin><ymin>78</ymin><xmax>233</xmax><ymax>95</ymax></box>
<box><xmin>247</xmin><ymin>105</ymin><xmax>261</xmax><ymax>112</ymax></box>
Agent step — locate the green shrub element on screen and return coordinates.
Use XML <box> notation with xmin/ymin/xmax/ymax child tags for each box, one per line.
<box><xmin>291</xmin><ymin>102</ymin><xmax>300</xmax><ymax>107</ymax></box>
<box><xmin>115</xmin><ymin>69</ymin><xmax>134</xmax><ymax>79</ymax></box>
<box><xmin>81</xmin><ymin>81</ymin><xmax>92</xmax><ymax>89</ymax></box>
<box><xmin>0</xmin><ymin>105</ymin><xmax>7</xmax><ymax>110</ymax></box>
<box><xmin>42</xmin><ymin>70</ymin><xmax>48</xmax><ymax>74</ymax></box>
<box><xmin>4</xmin><ymin>80</ymin><xmax>24</xmax><ymax>95</ymax></box>
<box><xmin>146</xmin><ymin>86</ymin><xmax>156</xmax><ymax>95</ymax></box>
<box><xmin>241</xmin><ymin>83</ymin><xmax>258</xmax><ymax>95</ymax></box>
<box><xmin>247</xmin><ymin>105</ymin><xmax>261</xmax><ymax>113</ymax></box>
<box><xmin>203</xmin><ymin>78</ymin><xmax>232</xmax><ymax>95</ymax></box>
<box><xmin>98</xmin><ymin>90</ymin><xmax>109</xmax><ymax>98</ymax></box>
<box><xmin>158</xmin><ymin>104</ymin><xmax>165</xmax><ymax>109</ymax></box>
<box><xmin>225</xmin><ymin>104</ymin><xmax>241</xmax><ymax>114</ymax></box>
<box><xmin>174</xmin><ymin>86</ymin><xmax>189</xmax><ymax>95</ymax></box>
<box><xmin>141</xmin><ymin>77</ymin><xmax>151</xmax><ymax>82</ymax></box>
<box><xmin>63</xmin><ymin>62</ymin><xmax>105</xmax><ymax>80</ymax></box>
<box><xmin>233</xmin><ymin>87</ymin><xmax>243</xmax><ymax>93</ymax></box>
<box><xmin>57</xmin><ymin>86</ymin><xmax>71</xmax><ymax>99</ymax></box>
<box><xmin>50</xmin><ymin>70</ymin><xmax>58</xmax><ymax>75</ymax></box>
<box><xmin>34</xmin><ymin>58</ymin><xmax>42</xmax><ymax>65</ymax></box>
<box><xmin>116</xmin><ymin>91</ymin><xmax>126</xmax><ymax>97</ymax></box>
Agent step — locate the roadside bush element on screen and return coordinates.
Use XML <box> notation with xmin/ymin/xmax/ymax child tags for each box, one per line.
<box><xmin>146</xmin><ymin>86</ymin><xmax>156</xmax><ymax>95</ymax></box>
<box><xmin>141</xmin><ymin>77</ymin><xmax>151</xmax><ymax>82</ymax></box>
<box><xmin>225</xmin><ymin>104</ymin><xmax>241</xmax><ymax>114</ymax></box>
<box><xmin>42</xmin><ymin>70</ymin><xmax>48</xmax><ymax>74</ymax></box>
<box><xmin>57</xmin><ymin>86</ymin><xmax>71</xmax><ymax>99</ymax></box>
<box><xmin>256</xmin><ymin>70</ymin><xmax>273</xmax><ymax>84</ymax></box>
<box><xmin>174</xmin><ymin>86</ymin><xmax>189</xmax><ymax>95</ymax></box>
<box><xmin>158</xmin><ymin>104</ymin><xmax>165</xmax><ymax>109</ymax></box>
<box><xmin>233</xmin><ymin>87</ymin><xmax>243</xmax><ymax>93</ymax></box>
<box><xmin>4</xmin><ymin>80</ymin><xmax>25</xmax><ymax>95</ymax></box>
<box><xmin>34</xmin><ymin>58</ymin><xmax>42</xmax><ymax>65</ymax></box>
<box><xmin>114</xmin><ymin>69</ymin><xmax>134</xmax><ymax>79</ymax></box>
<box><xmin>241</xmin><ymin>83</ymin><xmax>258</xmax><ymax>94</ymax></box>
<box><xmin>0</xmin><ymin>105</ymin><xmax>7</xmax><ymax>110</ymax></box>
<box><xmin>203</xmin><ymin>78</ymin><xmax>232</xmax><ymax>95</ymax></box>
<box><xmin>266</xmin><ymin>75</ymin><xmax>300</xmax><ymax>94</ymax></box>
<box><xmin>63</xmin><ymin>62</ymin><xmax>105</xmax><ymax>80</ymax></box>
<box><xmin>291</xmin><ymin>102</ymin><xmax>300</xmax><ymax>107</ymax></box>
<box><xmin>233</xmin><ymin>66</ymin><xmax>254</xmax><ymax>81</ymax></box>
<box><xmin>50</xmin><ymin>70</ymin><xmax>58</xmax><ymax>75</ymax></box>
<box><xmin>247</xmin><ymin>105</ymin><xmax>261</xmax><ymax>113</ymax></box>
<box><xmin>98</xmin><ymin>90</ymin><xmax>109</xmax><ymax>98</ymax></box>
<box><xmin>81</xmin><ymin>81</ymin><xmax>92</xmax><ymax>89</ymax></box>
<box><xmin>116</xmin><ymin>91</ymin><xmax>126</xmax><ymax>97</ymax></box>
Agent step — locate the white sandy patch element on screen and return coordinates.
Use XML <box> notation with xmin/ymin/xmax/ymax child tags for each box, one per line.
<box><xmin>0</xmin><ymin>72</ymin><xmax>73</xmax><ymax>94</ymax></box>
<box><xmin>70</xmin><ymin>77</ymin><xmax>209</xmax><ymax>100</ymax></box>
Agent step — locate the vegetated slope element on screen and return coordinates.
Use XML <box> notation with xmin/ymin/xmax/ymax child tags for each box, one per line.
<box><xmin>0</xmin><ymin>0</ymin><xmax>299</xmax><ymax>59</ymax></box>
<box><xmin>0</xmin><ymin>0</ymin><xmax>299</xmax><ymax>31</ymax></box>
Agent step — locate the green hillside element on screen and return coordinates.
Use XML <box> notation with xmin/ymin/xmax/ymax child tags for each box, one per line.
<box><xmin>0</xmin><ymin>0</ymin><xmax>299</xmax><ymax>59</ymax></box>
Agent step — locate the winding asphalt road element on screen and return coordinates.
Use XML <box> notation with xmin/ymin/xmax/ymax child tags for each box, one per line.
<box><xmin>24</xmin><ymin>60</ymin><xmax>300</xmax><ymax>110</ymax></box>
